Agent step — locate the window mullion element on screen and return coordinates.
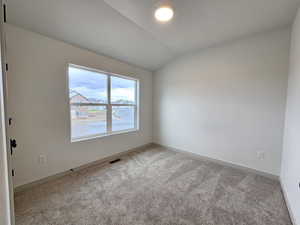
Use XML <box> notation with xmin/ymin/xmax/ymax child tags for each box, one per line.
<box><xmin>70</xmin><ymin>103</ymin><xmax>108</xmax><ymax>106</ymax></box>
<box><xmin>134</xmin><ymin>105</ymin><xmax>138</xmax><ymax>130</ymax></box>
<box><xmin>107</xmin><ymin>75</ymin><xmax>112</xmax><ymax>133</ymax></box>
<box><xmin>135</xmin><ymin>80</ymin><xmax>139</xmax><ymax>130</ymax></box>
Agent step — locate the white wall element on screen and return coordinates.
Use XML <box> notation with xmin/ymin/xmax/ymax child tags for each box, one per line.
<box><xmin>0</xmin><ymin>61</ymin><xmax>12</xmax><ymax>225</ymax></box>
<box><xmin>281</xmin><ymin>8</ymin><xmax>300</xmax><ymax>225</ymax></box>
<box><xmin>153</xmin><ymin>28</ymin><xmax>290</xmax><ymax>176</ymax></box>
<box><xmin>5</xmin><ymin>24</ymin><xmax>153</xmax><ymax>187</ymax></box>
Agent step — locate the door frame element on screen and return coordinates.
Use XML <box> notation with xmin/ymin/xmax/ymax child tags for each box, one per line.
<box><xmin>0</xmin><ymin>0</ymin><xmax>15</xmax><ymax>224</ymax></box>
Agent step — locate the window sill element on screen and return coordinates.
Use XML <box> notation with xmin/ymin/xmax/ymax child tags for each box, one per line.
<box><xmin>71</xmin><ymin>128</ymin><xmax>139</xmax><ymax>143</ymax></box>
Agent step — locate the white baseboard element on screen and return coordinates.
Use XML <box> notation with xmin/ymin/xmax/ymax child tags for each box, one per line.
<box><xmin>15</xmin><ymin>142</ymin><xmax>295</xmax><ymax>224</ymax></box>
<box><xmin>14</xmin><ymin>143</ymin><xmax>155</xmax><ymax>194</ymax></box>
<box><xmin>280</xmin><ymin>179</ymin><xmax>297</xmax><ymax>225</ymax></box>
<box><xmin>153</xmin><ymin>143</ymin><xmax>279</xmax><ymax>180</ymax></box>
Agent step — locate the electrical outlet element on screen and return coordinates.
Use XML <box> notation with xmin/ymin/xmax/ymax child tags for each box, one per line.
<box><xmin>257</xmin><ymin>151</ymin><xmax>265</xmax><ymax>160</ymax></box>
<box><xmin>39</xmin><ymin>155</ymin><xmax>47</xmax><ymax>164</ymax></box>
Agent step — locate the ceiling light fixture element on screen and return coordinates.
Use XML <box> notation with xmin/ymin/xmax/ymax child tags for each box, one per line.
<box><xmin>155</xmin><ymin>4</ymin><xmax>174</xmax><ymax>23</ymax></box>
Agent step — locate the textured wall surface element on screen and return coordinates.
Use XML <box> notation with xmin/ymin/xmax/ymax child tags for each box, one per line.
<box><xmin>6</xmin><ymin>24</ymin><xmax>153</xmax><ymax>187</ymax></box>
<box><xmin>281</xmin><ymin>8</ymin><xmax>300</xmax><ymax>225</ymax></box>
<box><xmin>154</xmin><ymin>28</ymin><xmax>290</xmax><ymax>176</ymax></box>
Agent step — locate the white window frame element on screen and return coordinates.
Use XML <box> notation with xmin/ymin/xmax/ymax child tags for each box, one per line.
<box><xmin>68</xmin><ymin>64</ymin><xmax>140</xmax><ymax>142</ymax></box>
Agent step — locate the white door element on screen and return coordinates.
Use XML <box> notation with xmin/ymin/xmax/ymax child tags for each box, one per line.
<box><xmin>0</xmin><ymin>1</ymin><xmax>15</xmax><ymax>225</ymax></box>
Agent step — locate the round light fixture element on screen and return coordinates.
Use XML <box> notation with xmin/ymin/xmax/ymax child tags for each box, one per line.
<box><xmin>155</xmin><ymin>6</ymin><xmax>174</xmax><ymax>23</ymax></box>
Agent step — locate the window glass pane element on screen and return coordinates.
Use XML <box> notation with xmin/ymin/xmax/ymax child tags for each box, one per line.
<box><xmin>112</xmin><ymin>106</ymin><xmax>135</xmax><ymax>132</ymax></box>
<box><xmin>71</xmin><ymin>105</ymin><xmax>107</xmax><ymax>139</ymax></box>
<box><xmin>111</xmin><ymin>76</ymin><xmax>136</xmax><ymax>104</ymax></box>
<box><xmin>69</xmin><ymin>66</ymin><xmax>107</xmax><ymax>104</ymax></box>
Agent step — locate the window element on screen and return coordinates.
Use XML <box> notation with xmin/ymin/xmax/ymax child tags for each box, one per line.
<box><xmin>68</xmin><ymin>64</ymin><xmax>138</xmax><ymax>141</ymax></box>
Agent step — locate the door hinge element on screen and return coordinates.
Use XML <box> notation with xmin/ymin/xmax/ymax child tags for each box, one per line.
<box><xmin>10</xmin><ymin>139</ymin><xmax>17</xmax><ymax>155</ymax></box>
<box><xmin>3</xmin><ymin>4</ymin><xmax>6</xmax><ymax>23</ymax></box>
<box><xmin>5</xmin><ymin>63</ymin><xmax>8</xmax><ymax>71</ymax></box>
<box><xmin>12</xmin><ymin>169</ymin><xmax>15</xmax><ymax>177</ymax></box>
<box><xmin>8</xmin><ymin>117</ymin><xmax>12</xmax><ymax>126</ymax></box>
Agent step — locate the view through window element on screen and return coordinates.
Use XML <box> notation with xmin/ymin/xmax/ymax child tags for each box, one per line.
<box><xmin>69</xmin><ymin>65</ymin><xmax>138</xmax><ymax>141</ymax></box>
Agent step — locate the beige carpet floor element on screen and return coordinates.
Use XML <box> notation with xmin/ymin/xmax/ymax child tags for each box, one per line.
<box><xmin>15</xmin><ymin>146</ymin><xmax>292</xmax><ymax>225</ymax></box>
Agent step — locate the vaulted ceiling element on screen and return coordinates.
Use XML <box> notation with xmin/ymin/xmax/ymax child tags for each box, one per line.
<box><xmin>8</xmin><ymin>0</ymin><xmax>300</xmax><ymax>71</ymax></box>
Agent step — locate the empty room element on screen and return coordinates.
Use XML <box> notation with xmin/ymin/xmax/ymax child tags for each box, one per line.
<box><xmin>1</xmin><ymin>0</ymin><xmax>300</xmax><ymax>225</ymax></box>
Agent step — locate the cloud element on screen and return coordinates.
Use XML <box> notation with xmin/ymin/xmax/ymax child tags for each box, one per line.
<box><xmin>69</xmin><ymin>66</ymin><xmax>136</xmax><ymax>102</ymax></box>
<box><xmin>69</xmin><ymin>67</ymin><xmax>107</xmax><ymax>90</ymax></box>
<box><xmin>111</xmin><ymin>88</ymin><xmax>135</xmax><ymax>102</ymax></box>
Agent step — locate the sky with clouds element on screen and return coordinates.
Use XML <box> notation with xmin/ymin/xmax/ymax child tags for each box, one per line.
<box><xmin>69</xmin><ymin>66</ymin><xmax>135</xmax><ymax>103</ymax></box>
